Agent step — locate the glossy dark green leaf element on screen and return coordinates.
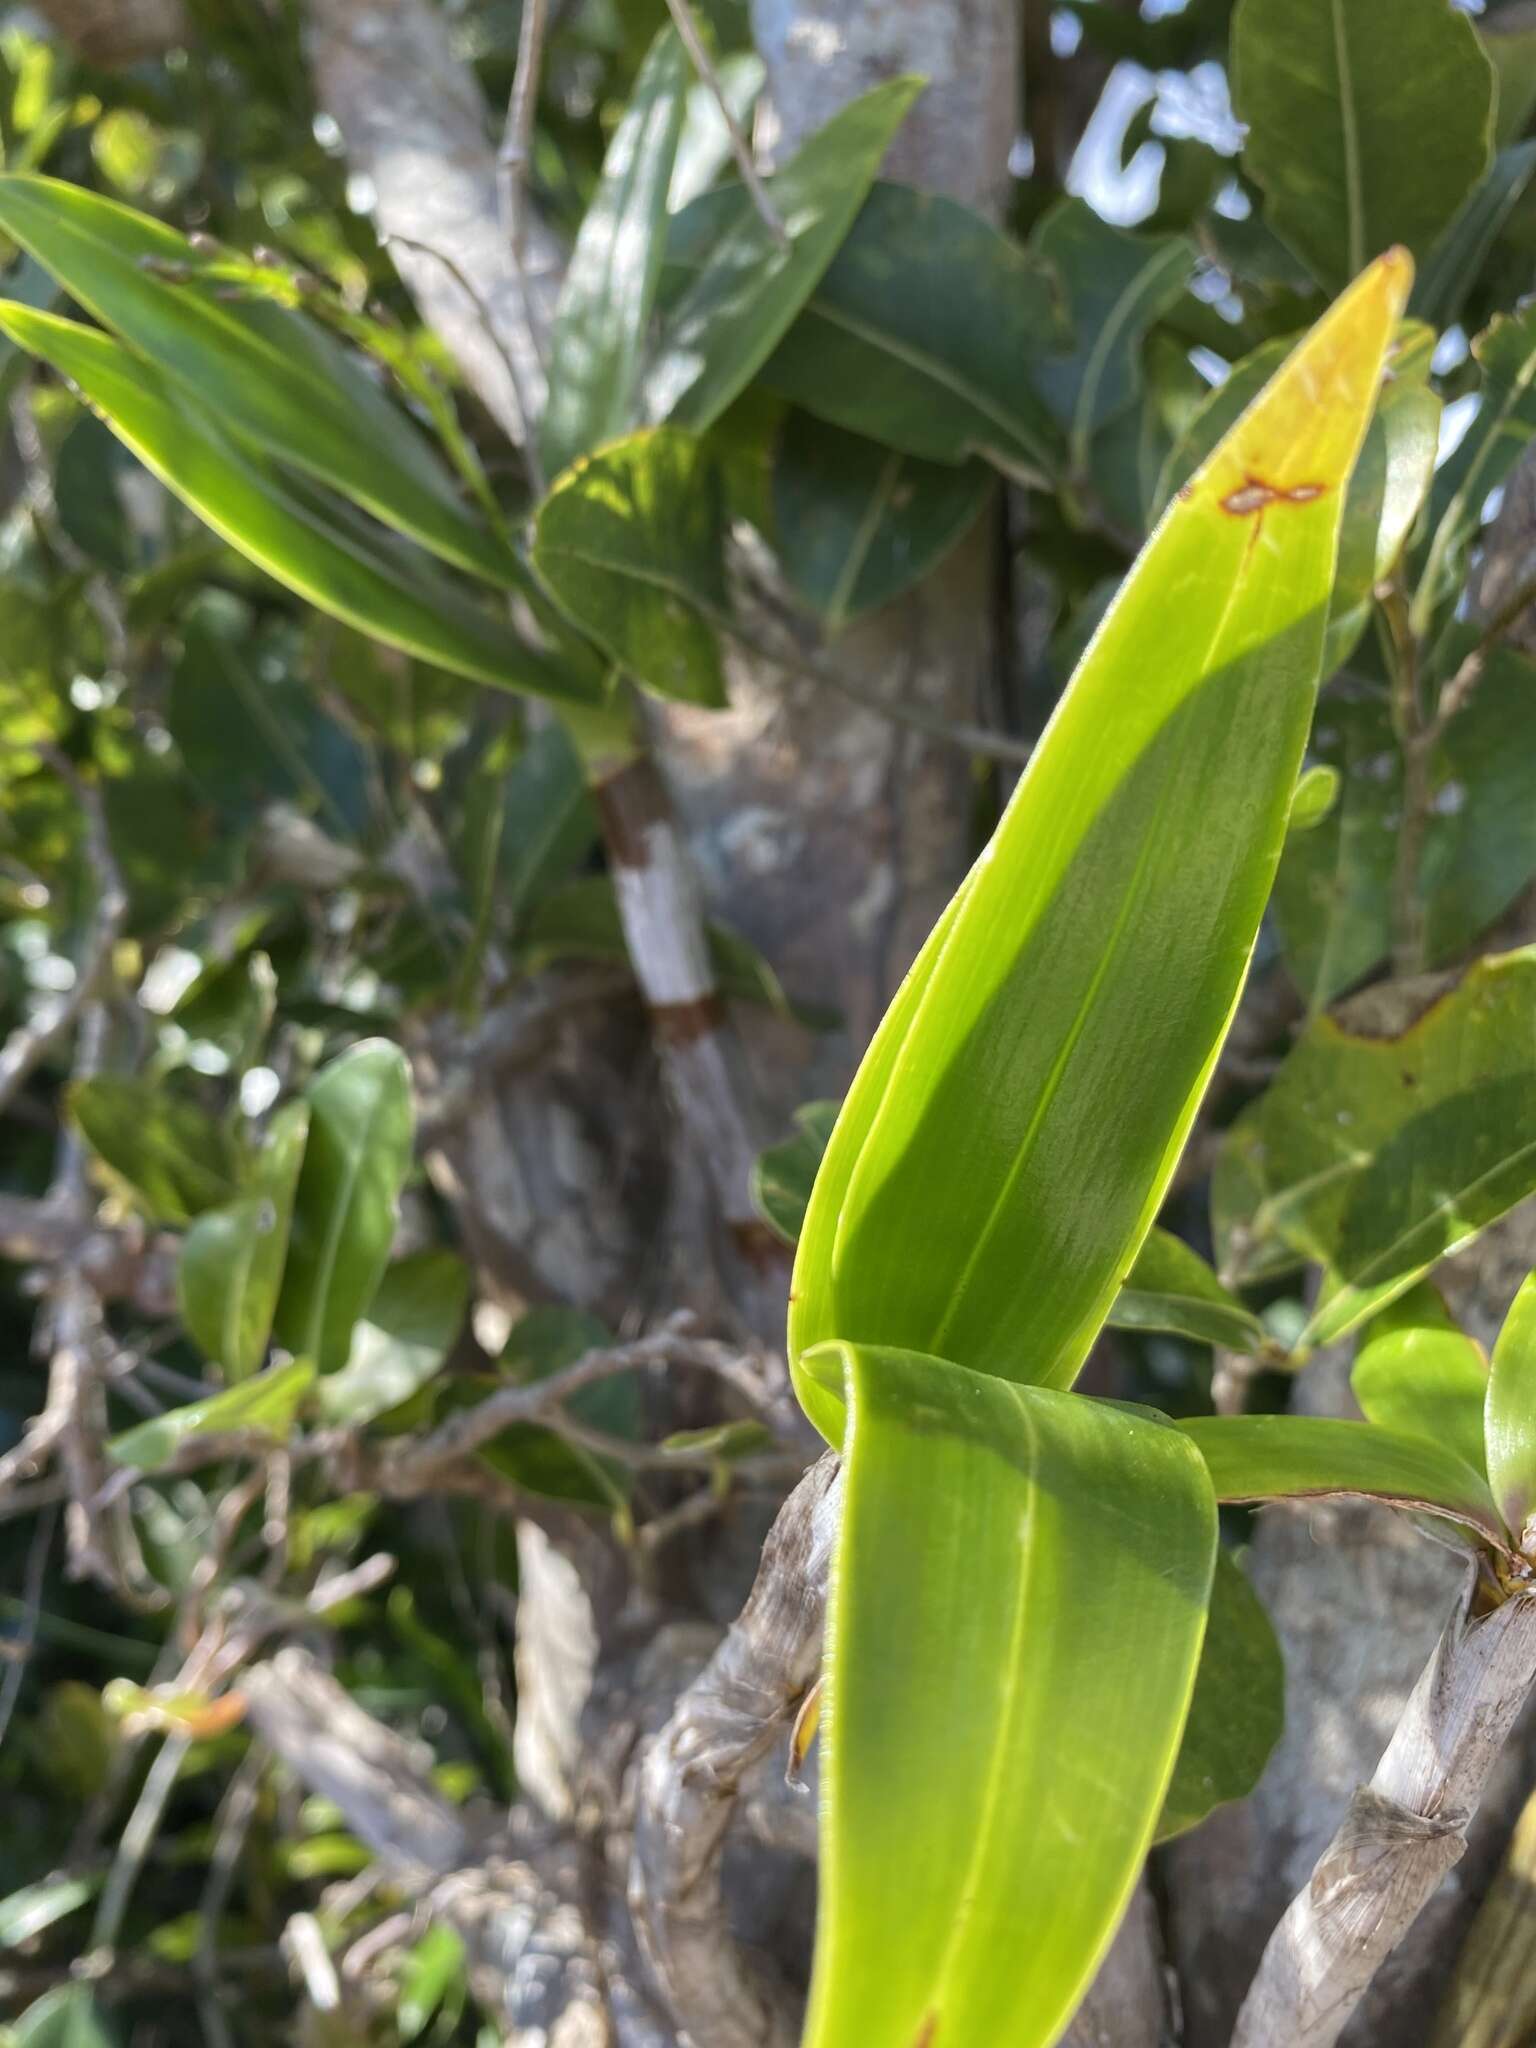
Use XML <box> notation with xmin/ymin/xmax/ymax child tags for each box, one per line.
<box><xmin>747</xmin><ymin>181</ymin><xmax>1067</xmax><ymax>476</ymax></box>
<box><xmin>1155</xmin><ymin>1548</ymin><xmax>1284</xmax><ymax>1843</ymax></box>
<box><xmin>802</xmin><ymin>1343</ymin><xmax>1216</xmax><ymax>2048</ymax></box>
<box><xmin>791</xmin><ymin>255</ymin><xmax>1408</xmax><ymax>1442</ymax></box>
<box><xmin>1232</xmin><ymin>0</ymin><xmax>1494</xmax><ymax>291</ymax></box>
<box><xmin>54</xmin><ymin>412</ymin><xmax>134</xmax><ymax>572</ymax></box>
<box><xmin>644</xmin><ymin>77</ymin><xmax>924</xmax><ymax>432</ymax></box>
<box><xmin>1030</xmin><ymin>199</ymin><xmax>1192</xmax><ymax>479</ymax></box>
<box><xmin>1486</xmin><ymin>1271</ymin><xmax>1536</xmax><ymax>1542</ymax></box>
<box><xmin>0</xmin><ymin>307</ymin><xmax>590</xmax><ymax>705</ymax></box>
<box><xmin>1215</xmin><ymin>947</ymin><xmax>1536</xmax><ymax>1343</ymax></box>
<box><xmin>752</xmin><ymin>1101</ymin><xmax>839</xmax><ymax>1246</ymax></box>
<box><xmin>1179</xmin><ymin>1412</ymin><xmax>1506</xmax><ymax>1549</ymax></box>
<box><xmin>178</xmin><ymin>1101</ymin><xmax>309</xmax><ymax>1382</ymax></box>
<box><xmin>318</xmin><ymin>1249</ymin><xmax>469</xmax><ymax>1425</ymax></box>
<box><xmin>69</xmin><ymin>1076</ymin><xmax>239</xmax><ymax>1226</ymax></box>
<box><xmin>276</xmin><ymin>1040</ymin><xmax>414</xmax><ymax>1373</ymax></box>
<box><xmin>1351</xmin><ymin>1283</ymin><xmax>1489</xmax><ymax>1479</ymax></box>
<box><xmin>0</xmin><ymin>173</ymin><xmax>512</xmax><ymax>584</ymax></box>
<box><xmin>772</xmin><ymin>414</ymin><xmax>991</xmax><ymax>627</ymax></box>
<box><xmin>1411</xmin><ymin>141</ymin><xmax>1536</xmax><ymax>330</ymax></box>
<box><xmin>1108</xmin><ymin>1228</ymin><xmax>1267</xmax><ymax>1353</ymax></box>
<box><xmin>108</xmin><ymin>1359</ymin><xmax>315</xmax><ymax>1471</ymax></box>
<box><xmin>532</xmin><ymin>428</ymin><xmax>726</xmax><ymax>706</ymax></box>
<box><xmin>541</xmin><ymin>27</ymin><xmax>688</xmax><ymax>479</ymax></box>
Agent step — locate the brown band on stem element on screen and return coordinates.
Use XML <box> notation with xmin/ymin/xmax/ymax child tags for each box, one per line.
<box><xmin>591</xmin><ymin>756</ymin><xmax>669</xmax><ymax>870</ymax></box>
<box><xmin>650</xmin><ymin>993</ymin><xmax>728</xmax><ymax>1045</ymax></box>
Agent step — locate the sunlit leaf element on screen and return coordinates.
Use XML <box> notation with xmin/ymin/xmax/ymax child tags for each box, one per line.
<box><xmin>178</xmin><ymin>1101</ymin><xmax>309</xmax><ymax>1382</ymax></box>
<box><xmin>108</xmin><ymin>1359</ymin><xmax>315</xmax><ymax>1471</ymax></box>
<box><xmin>790</xmin><ymin>253</ymin><xmax>1409</xmax><ymax>1442</ymax></box>
<box><xmin>1351</xmin><ymin>1283</ymin><xmax>1489</xmax><ymax>1479</ymax></box>
<box><xmin>802</xmin><ymin>1343</ymin><xmax>1215</xmax><ymax>2048</ymax></box>
<box><xmin>1486</xmin><ymin>1271</ymin><xmax>1536</xmax><ymax>1541</ymax></box>
<box><xmin>319</xmin><ymin>1249</ymin><xmax>469</xmax><ymax>1425</ymax></box>
<box><xmin>69</xmin><ymin>1076</ymin><xmax>239</xmax><ymax>1226</ymax></box>
<box><xmin>0</xmin><ymin>1876</ymin><xmax>97</xmax><ymax>1950</ymax></box>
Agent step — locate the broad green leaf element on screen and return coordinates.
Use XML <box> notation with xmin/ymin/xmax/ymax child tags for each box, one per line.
<box><xmin>1485</xmin><ymin>19</ymin><xmax>1536</xmax><ymax>148</ymax></box>
<box><xmin>533</xmin><ymin>428</ymin><xmax>726</xmax><ymax>706</ymax></box>
<box><xmin>69</xmin><ymin>1076</ymin><xmax>239</xmax><ymax>1226</ymax></box>
<box><xmin>1031</xmin><ymin>199</ymin><xmax>1193</xmax><ymax>479</ymax></box>
<box><xmin>108</xmin><ymin>1358</ymin><xmax>315</xmax><ymax>1471</ymax></box>
<box><xmin>319</xmin><ymin>1250</ymin><xmax>470</xmax><ymax>1425</ymax></box>
<box><xmin>0</xmin><ymin>1875</ymin><xmax>97</xmax><ymax>1949</ymax></box>
<box><xmin>1179</xmin><ymin>1413</ymin><xmax>1506</xmax><ymax>1550</ymax></box>
<box><xmin>0</xmin><ymin>307</ymin><xmax>590</xmax><ymax>706</ymax></box>
<box><xmin>1411</xmin><ymin>141</ymin><xmax>1536</xmax><ymax>330</ymax></box>
<box><xmin>11</xmin><ymin>1987</ymin><xmax>115</xmax><ymax>2048</ymax></box>
<box><xmin>790</xmin><ymin>252</ymin><xmax>1410</xmax><ymax>1443</ymax></box>
<box><xmin>745</xmin><ymin>181</ymin><xmax>1067</xmax><ymax>476</ymax></box>
<box><xmin>178</xmin><ymin>1101</ymin><xmax>309</xmax><ymax>1382</ymax></box>
<box><xmin>752</xmin><ymin>1101</ymin><xmax>840</xmax><ymax>1246</ymax></box>
<box><xmin>802</xmin><ymin>1344</ymin><xmax>1215</xmax><ymax>2048</ymax></box>
<box><xmin>276</xmin><ymin>1040</ymin><xmax>414</xmax><ymax>1373</ymax></box>
<box><xmin>0</xmin><ymin>173</ymin><xmax>513</xmax><ymax>585</ymax></box>
<box><xmin>1351</xmin><ymin>1284</ymin><xmax>1489</xmax><ymax>1479</ymax></box>
<box><xmin>644</xmin><ymin>76</ymin><xmax>923</xmax><ymax>432</ymax></box>
<box><xmin>1232</xmin><ymin>0</ymin><xmax>1493</xmax><ymax>291</ymax></box>
<box><xmin>1155</xmin><ymin>1548</ymin><xmax>1284</xmax><ymax>1844</ymax></box>
<box><xmin>1486</xmin><ymin>1272</ymin><xmax>1536</xmax><ymax>1542</ymax></box>
<box><xmin>772</xmin><ymin>414</ymin><xmax>991</xmax><ymax>628</ymax></box>
<box><xmin>540</xmin><ymin>27</ymin><xmax>689</xmax><ymax>479</ymax></box>
<box><xmin>1214</xmin><ymin>947</ymin><xmax>1536</xmax><ymax>1344</ymax></box>
<box><xmin>1414</xmin><ymin>304</ymin><xmax>1536</xmax><ymax>635</ymax></box>
<box><xmin>1107</xmin><ymin>1228</ymin><xmax>1267</xmax><ymax>1354</ymax></box>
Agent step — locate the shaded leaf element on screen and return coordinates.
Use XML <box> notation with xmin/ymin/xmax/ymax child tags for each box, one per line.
<box><xmin>1232</xmin><ymin>0</ymin><xmax>1494</xmax><ymax>291</ymax></box>
<box><xmin>644</xmin><ymin>77</ymin><xmax>924</xmax><ymax>431</ymax></box>
<box><xmin>108</xmin><ymin>1359</ymin><xmax>315</xmax><ymax>1471</ymax></box>
<box><xmin>1486</xmin><ymin>1271</ymin><xmax>1536</xmax><ymax>1541</ymax></box>
<box><xmin>69</xmin><ymin>1076</ymin><xmax>238</xmax><ymax>1226</ymax></box>
<box><xmin>1411</xmin><ymin>141</ymin><xmax>1536</xmax><ymax>331</ymax></box>
<box><xmin>802</xmin><ymin>1343</ymin><xmax>1215</xmax><ymax>2048</ymax></box>
<box><xmin>11</xmin><ymin>1986</ymin><xmax>115</xmax><ymax>2048</ymax></box>
<box><xmin>541</xmin><ymin>27</ymin><xmax>689</xmax><ymax>479</ymax></box>
<box><xmin>276</xmin><ymin>1040</ymin><xmax>414</xmax><ymax>1374</ymax></box>
<box><xmin>1155</xmin><ymin>1548</ymin><xmax>1284</xmax><ymax>1843</ymax></box>
<box><xmin>319</xmin><ymin>1249</ymin><xmax>470</xmax><ymax>1425</ymax></box>
<box><xmin>1108</xmin><ymin>1228</ymin><xmax>1267</xmax><ymax>1353</ymax></box>
<box><xmin>772</xmin><ymin>414</ymin><xmax>991</xmax><ymax>627</ymax></box>
<box><xmin>752</xmin><ymin>1101</ymin><xmax>839</xmax><ymax>1246</ymax></box>
<box><xmin>480</xmin><ymin>1306</ymin><xmax>636</xmax><ymax>1510</ymax></box>
<box><xmin>178</xmin><ymin>1101</ymin><xmax>309</xmax><ymax>1382</ymax></box>
<box><xmin>790</xmin><ymin>254</ymin><xmax>1408</xmax><ymax>1442</ymax></box>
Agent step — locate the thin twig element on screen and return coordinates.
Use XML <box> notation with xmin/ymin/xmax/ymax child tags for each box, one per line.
<box><xmin>89</xmin><ymin>1732</ymin><xmax>193</xmax><ymax>1957</ymax></box>
<box><xmin>663</xmin><ymin>0</ymin><xmax>787</xmax><ymax>245</ymax></box>
<box><xmin>0</xmin><ymin>1504</ymin><xmax>57</xmax><ymax>1751</ymax></box>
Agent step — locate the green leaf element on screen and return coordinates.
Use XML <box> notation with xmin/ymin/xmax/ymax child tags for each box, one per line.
<box><xmin>1486</xmin><ymin>1271</ymin><xmax>1536</xmax><ymax>1542</ymax></box>
<box><xmin>1232</xmin><ymin>0</ymin><xmax>1494</xmax><ymax>291</ymax></box>
<box><xmin>790</xmin><ymin>253</ymin><xmax>1409</xmax><ymax>1442</ymax></box>
<box><xmin>0</xmin><ymin>1875</ymin><xmax>97</xmax><ymax>1949</ymax></box>
<box><xmin>1179</xmin><ymin>1412</ymin><xmax>1506</xmax><ymax>1549</ymax></box>
<box><xmin>1107</xmin><ymin>1228</ymin><xmax>1268</xmax><ymax>1353</ymax></box>
<box><xmin>108</xmin><ymin>1358</ymin><xmax>315</xmax><ymax>1471</ymax></box>
<box><xmin>1322</xmin><ymin>369</ymin><xmax>1440</xmax><ymax>673</ymax></box>
<box><xmin>319</xmin><ymin>1249</ymin><xmax>469</xmax><ymax>1425</ymax></box>
<box><xmin>396</xmin><ymin>1924</ymin><xmax>466</xmax><ymax>2044</ymax></box>
<box><xmin>1351</xmin><ymin>1283</ymin><xmax>1489</xmax><ymax>1479</ymax></box>
<box><xmin>1485</xmin><ymin>19</ymin><xmax>1536</xmax><ymax>149</ymax></box>
<box><xmin>1410</xmin><ymin>141</ymin><xmax>1536</xmax><ymax>330</ymax></box>
<box><xmin>802</xmin><ymin>1343</ymin><xmax>1215</xmax><ymax>2048</ymax></box>
<box><xmin>772</xmin><ymin>414</ymin><xmax>991</xmax><ymax>627</ymax></box>
<box><xmin>541</xmin><ymin>27</ymin><xmax>688</xmax><ymax>479</ymax></box>
<box><xmin>745</xmin><ymin>181</ymin><xmax>1067</xmax><ymax>476</ymax></box>
<box><xmin>479</xmin><ymin>1305</ymin><xmax>636</xmax><ymax>1509</ymax></box>
<box><xmin>11</xmin><ymin>1987</ymin><xmax>115</xmax><ymax>2048</ymax></box>
<box><xmin>276</xmin><ymin>1040</ymin><xmax>414</xmax><ymax>1373</ymax></box>
<box><xmin>1288</xmin><ymin>763</ymin><xmax>1340</xmax><ymax>835</ymax></box>
<box><xmin>644</xmin><ymin>76</ymin><xmax>924</xmax><ymax>432</ymax></box>
<box><xmin>0</xmin><ymin>173</ymin><xmax>512</xmax><ymax>585</ymax></box>
<box><xmin>0</xmin><ymin>306</ymin><xmax>590</xmax><ymax>706</ymax></box>
<box><xmin>1031</xmin><ymin>199</ymin><xmax>1193</xmax><ymax>480</ymax></box>
<box><xmin>178</xmin><ymin>1101</ymin><xmax>309</xmax><ymax>1382</ymax></box>
<box><xmin>752</xmin><ymin>1101</ymin><xmax>839</xmax><ymax>1246</ymax></box>
<box><xmin>533</xmin><ymin>427</ymin><xmax>726</xmax><ymax>706</ymax></box>
<box><xmin>69</xmin><ymin>1076</ymin><xmax>239</xmax><ymax>1226</ymax></box>
<box><xmin>1155</xmin><ymin>1548</ymin><xmax>1283</xmax><ymax>1843</ymax></box>
<box><xmin>1214</xmin><ymin>948</ymin><xmax>1536</xmax><ymax>1343</ymax></box>
<box><xmin>669</xmin><ymin>54</ymin><xmax>764</xmax><ymax>211</ymax></box>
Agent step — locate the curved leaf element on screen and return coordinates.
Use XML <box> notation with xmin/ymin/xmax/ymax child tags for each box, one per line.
<box><xmin>108</xmin><ymin>1359</ymin><xmax>315</xmax><ymax>1471</ymax></box>
<box><xmin>0</xmin><ymin>173</ymin><xmax>513</xmax><ymax>585</ymax></box>
<box><xmin>1108</xmin><ymin>1228</ymin><xmax>1267</xmax><ymax>1353</ymax></box>
<box><xmin>177</xmin><ymin>1101</ymin><xmax>309</xmax><ymax>1383</ymax></box>
<box><xmin>1179</xmin><ymin>1413</ymin><xmax>1507</xmax><ymax>1549</ymax></box>
<box><xmin>803</xmin><ymin>1343</ymin><xmax>1216</xmax><ymax>2048</ymax></box>
<box><xmin>319</xmin><ymin>1249</ymin><xmax>470</xmax><ymax>1426</ymax></box>
<box><xmin>644</xmin><ymin>76</ymin><xmax>923</xmax><ymax>431</ymax></box>
<box><xmin>68</xmin><ymin>1075</ymin><xmax>238</xmax><ymax>1226</ymax></box>
<box><xmin>1351</xmin><ymin>1284</ymin><xmax>1488</xmax><ymax>1479</ymax></box>
<box><xmin>1232</xmin><ymin>0</ymin><xmax>1493</xmax><ymax>290</ymax></box>
<box><xmin>0</xmin><ymin>306</ymin><xmax>591</xmax><ymax>704</ymax></box>
<box><xmin>540</xmin><ymin>27</ymin><xmax>689</xmax><ymax>479</ymax></box>
<box><xmin>276</xmin><ymin>1041</ymin><xmax>414</xmax><ymax>1374</ymax></box>
<box><xmin>1486</xmin><ymin>1271</ymin><xmax>1536</xmax><ymax>1542</ymax></box>
<box><xmin>790</xmin><ymin>252</ymin><xmax>1409</xmax><ymax>1442</ymax></box>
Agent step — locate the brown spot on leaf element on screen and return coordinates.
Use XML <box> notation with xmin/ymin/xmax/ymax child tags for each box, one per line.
<box><xmin>912</xmin><ymin>2016</ymin><xmax>939</xmax><ymax>2048</ymax></box>
<box><xmin>1221</xmin><ymin>474</ymin><xmax>1327</xmax><ymax>519</ymax></box>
